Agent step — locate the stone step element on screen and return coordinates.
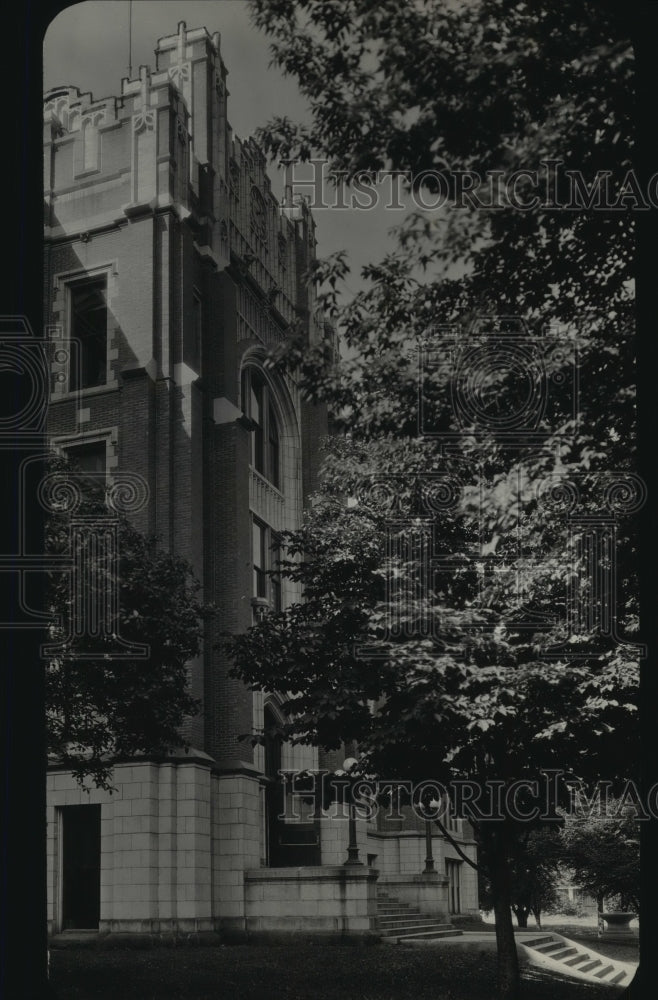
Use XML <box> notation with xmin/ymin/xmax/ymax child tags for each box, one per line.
<box><xmin>532</xmin><ymin>942</ymin><xmax>580</xmax><ymax>962</ymax></box>
<box><xmin>396</xmin><ymin>929</ymin><xmax>463</xmax><ymax>941</ymax></box>
<box><xmin>593</xmin><ymin>964</ymin><xmax>616</xmax><ymax>980</ymax></box>
<box><xmin>548</xmin><ymin>948</ymin><xmax>579</xmax><ymax>961</ymax></box>
<box><xmin>533</xmin><ymin>941</ymin><xmax>567</xmax><ymax>954</ymax></box>
<box><xmin>521</xmin><ymin>930</ymin><xmax>636</xmax><ymax>987</ymax></box>
<box><xmin>379</xmin><ymin>922</ymin><xmax>455</xmax><ymax>936</ymax></box>
<box><xmin>378</xmin><ymin>917</ymin><xmax>426</xmax><ymax>928</ymax></box>
<box><xmin>578</xmin><ymin>960</ymin><xmax>603</xmax><ymax>973</ymax></box>
<box><xmin>563</xmin><ymin>953</ymin><xmax>592</xmax><ymax>967</ymax></box>
<box><xmin>375</xmin><ymin>891</ymin><xmax>462</xmax><ymax>944</ymax></box>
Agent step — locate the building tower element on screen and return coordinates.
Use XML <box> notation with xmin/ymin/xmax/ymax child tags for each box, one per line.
<box><xmin>43</xmin><ymin>22</ymin><xmax>477</xmax><ymax>939</ymax></box>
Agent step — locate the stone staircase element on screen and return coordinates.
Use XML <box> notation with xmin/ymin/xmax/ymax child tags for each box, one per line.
<box><xmin>519</xmin><ymin>932</ymin><xmax>636</xmax><ymax>988</ymax></box>
<box><xmin>376</xmin><ymin>889</ymin><xmax>463</xmax><ymax>943</ymax></box>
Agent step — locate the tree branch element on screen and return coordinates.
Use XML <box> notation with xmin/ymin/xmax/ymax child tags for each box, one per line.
<box><xmin>433</xmin><ymin>817</ymin><xmax>480</xmax><ymax>871</ymax></box>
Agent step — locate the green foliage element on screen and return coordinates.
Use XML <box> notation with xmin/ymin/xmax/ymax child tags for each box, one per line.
<box><xmin>560</xmin><ymin>802</ymin><xmax>641</xmax><ymax>912</ymax></box>
<box><xmin>46</xmin><ymin>456</ymin><xmax>203</xmax><ymax>789</ymax></box>
<box><xmin>237</xmin><ymin>5</ymin><xmax>641</xmax><ymax>996</ymax></box>
<box><xmin>479</xmin><ymin>827</ymin><xmax>562</xmax><ymax>927</ymax></box>
<box><xmin>237</xmin><ymin>0</ymin><xmax>640</xmax><ymax>785</ymax></box>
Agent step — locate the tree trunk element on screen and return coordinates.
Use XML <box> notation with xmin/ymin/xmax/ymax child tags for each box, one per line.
<box><xmin>514</xmin><ymin>907</ymin><xmax>529</xmax><ymax>928</ymax></box>
<box><xmin>488</xmin><ymin>830</ymin><xmax>521</xmax><ymax>1000</ymax></box>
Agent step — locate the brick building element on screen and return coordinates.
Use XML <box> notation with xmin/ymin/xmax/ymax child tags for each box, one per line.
<box><xmin>43</xmin><ymin>22</ymin><xmax>478</xmax><ymax>939</ymax></box>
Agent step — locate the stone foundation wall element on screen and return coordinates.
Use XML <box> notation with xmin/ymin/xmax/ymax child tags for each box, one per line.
<box><xmin>243</xmin><ymin>866</ymin><xmax>379</xmax><ymax>939</ymax></box>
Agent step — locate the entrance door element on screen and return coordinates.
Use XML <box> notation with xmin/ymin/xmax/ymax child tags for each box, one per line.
<box><xmin>264</xmin><ymin>707</ymin><xmax>320</xmax><ymax>866</ymax></box>
<box><xmin>446</xmin><ymin>859</ymin><xmax>461</xmax><ymax>914</ymax></box>
<box><xmin>61</xmin><ymin>805</ymin><xmax>101</xmax><ymax>929</ymax></box>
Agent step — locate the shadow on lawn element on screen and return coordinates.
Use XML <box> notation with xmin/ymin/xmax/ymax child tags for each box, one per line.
<box><xmin>50</xmin><ymin>944</ymin><xmax>624</xmax><ymax>1000</ymax></box>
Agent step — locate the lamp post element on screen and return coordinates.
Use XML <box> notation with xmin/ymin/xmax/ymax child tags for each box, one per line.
<box><xmin>341</xmin><ymin>757</ymin><xmax>363</xmax><ymax>866</ymax></box>
<box><xmin>423</xmin><ymin>819</ymin><xmax>436</xmax><ymax>873</ymax></box>
<box><xmin>422</xmin><ymin>797</ymin><xmax>442</xmax><ymax>874</ymax></box>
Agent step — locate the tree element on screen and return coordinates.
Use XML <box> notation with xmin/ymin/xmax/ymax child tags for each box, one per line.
<box><xmin>226</xmin><ymin>433</ymin><xmax>638</xmax><ymax>998</ymax></box>
<box><xmin>228</xmin><ymin>4</ymin><xmax>641</xmax><ymax>998</ymax></box>
<box><xmin>480</xmin><ymin>827</ymin><xmax>561</xmax><ymax>928</ymax></box>
<box><xmin>45</xmin><ymin>455</ymin><xmax>203</xmax><ymax>789</ymax></box>
<box><xmin>561</xmin><ymin>800</ymin><xmax>641</xmax><ymax>913</ymax></box>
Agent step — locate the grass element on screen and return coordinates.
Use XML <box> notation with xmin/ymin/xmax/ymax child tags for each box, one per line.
<box><xmin>480</xmin><ymin>912</ymin><xmax>639</xmax><ymax>965</ymax></box>
<box><xmin>49</xmin><ymin>943</ymin><xmax>627</xmax><ymax>1000</ymax></box>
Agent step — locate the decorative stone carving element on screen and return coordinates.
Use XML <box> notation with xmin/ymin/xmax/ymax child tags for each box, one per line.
<box><xmin>168</xmin><ymin>62</ymin><xmax>191</xmax><ymax>87</ymax></box>
<box><xmin>250</xmin><ymin>186</ymin><xmax>266</xmax><ymax>240</ymax></box>
<box><xmin>132</xmin><ymin>110</ymin><xmax>156</xmax><ymax>134</ymax></box>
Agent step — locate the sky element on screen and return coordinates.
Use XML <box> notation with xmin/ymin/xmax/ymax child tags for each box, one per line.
<box><xmin>43</xmin><ymin>0</ymin><xmax>408</xmax><ymax>299</ymax></box>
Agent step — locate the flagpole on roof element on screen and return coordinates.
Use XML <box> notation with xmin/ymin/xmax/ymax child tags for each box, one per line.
<box><xmin>128</xmin><ymin>0</ymin><xmax>133</xmax><ymax>79</ymax></box>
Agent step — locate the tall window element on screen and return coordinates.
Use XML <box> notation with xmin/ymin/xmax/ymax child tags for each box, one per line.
<box><xmin>446</xmin><ymin>860</ymin><xmax>461</xmax><ymax>914</ymax></box>
<box><xmin>82</xmin><ymin>121</ymin><xmax>98</xmax><ymax>172</ymax></box>
<box><xmin>69</xmin><ymin>278</ymin><xmax>107</xmax><ymax>391</ymax></box>
<box><xmin>270</xmin><ymin>533</ymin><xmax>282</xmax><ymax>613</ymax></box>
<box><xmin>242</xmin><ymin>367</ymin><xmax>281</xmax><ymax>489</ymax></box>
<box><xmin>191</xmin><ymin>292</ymin><xmax>202</xmax><ymax>371</ymax></box>
<box><xmin>252</xmin><ymin>518</ymin><xmax>267</xmax><ymax>599</ymax></box>
<box><xmin>252</xmin><ymin>517</ymin><xmax>283</xmax><ymax>612</ymax></box>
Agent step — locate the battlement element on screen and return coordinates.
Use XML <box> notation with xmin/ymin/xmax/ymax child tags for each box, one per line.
<box><xmin>44</xmin><ymin>22</ymin><xmax>324</xmax><ymax>348</ymax></box>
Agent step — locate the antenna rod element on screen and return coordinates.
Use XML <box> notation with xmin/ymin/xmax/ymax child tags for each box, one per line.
<box><xmin>128</xmin><ymin>0</ymin><xmax>133</xmax><ymax>78</ymax></box>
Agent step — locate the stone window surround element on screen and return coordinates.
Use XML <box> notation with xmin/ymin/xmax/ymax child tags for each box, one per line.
<box><xmin>51</xmin><ymin>426</ymin><xmax>120</xmax><ymax>481</ymax></box>
<box><xmin>50</xmin><ymin>262</ymin><xmax>119</xmax><ymax>400</ymax></box>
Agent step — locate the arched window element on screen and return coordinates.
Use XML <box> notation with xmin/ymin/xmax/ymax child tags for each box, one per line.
<box><xmin>242</xmin><ymin>367</ymin><xmax>280</xmax><ymax>489</ymax></box>
<box><xmin>82</xmin><ymin>120</ymin><xmax>98</xmax><ymax>171</ymax></box>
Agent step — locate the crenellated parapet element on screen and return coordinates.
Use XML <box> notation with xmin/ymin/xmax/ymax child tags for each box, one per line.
<box><xmin>44</xmin><ymin>20</ymin><xmax>323</xmax><ymax>346</ymax></box>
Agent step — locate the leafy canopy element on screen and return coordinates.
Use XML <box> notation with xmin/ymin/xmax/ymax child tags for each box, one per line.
<box><xmin>46</xmin><ymin>456</ymin><xmax>203</xmax><ymax>789</ymax></box>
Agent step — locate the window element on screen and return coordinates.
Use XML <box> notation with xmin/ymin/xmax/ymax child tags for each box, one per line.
<box><xmin>82</xmin><ymin>120</ymin><xmax>98</xmax><ymax>171</ymax></box>
<box><xmin>69</xmin><ymin>278</ymin><xmax>107</xmax><ymax>390</ymax></box>
<box><xmin>64</xmin><ymin>440</ymin><xmax>106</xmax><ymax>477</ymax></box>
<box><xmin>446</xmin><ymin>859</ymin><xmax>461</xmax><ymax>914</ymax></box>
<box><xmin>250</xmin><ymin>186</ymin><xmax>267</xmax><ymax>241</ymax></box>
<box><xmin>268</xmin><ymin>404</ymin><xmax>280</xmax><ymax>488</ymax></box>
<box><xmin>190</xmin><ymin>292</ymin><xmax>202</xmax><ymax>371</ymax></box>
<box><xmin>253</xmin><ymin>518</ymin><xmax>267</xmax><ymax>599</ymax></box>
<box><xmin>252</xmin><ymin>517</ymin><xmax>283</xmax><ymax>611</ymax></box>
<box><xmin>270</xmin><ymin>533</ymin><xmax>282</xmax><ymax>613</ymax></box>
<box><xmin>242</xmin><ymin>368</ymin><xmax>281</xmax><ymax>489</ymax></box>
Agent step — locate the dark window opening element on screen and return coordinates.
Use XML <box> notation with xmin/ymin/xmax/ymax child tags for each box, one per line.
<box><xmin>270</xmin><ymin>533</ymin><xmax>282</xmax><ymax>613</ymax></box>
<box><xmin>446</xmin><ymin>859</ymin><xmax>462</xmax><ymax>914</ymax></box>
<box><xmin>253</xmin><ymin>518</ymin><xmax>267</xmax><ymax>599</ymax></box>
<box><xmin>191</xmin><ymin>292</ymin><xmax>202</xmax><ymax>371</ymax></box>
<box><xmin>64</xmin><ymin>440</ymin><xmax>106</xmax><ymax>477</ymax></box>
<box><xmin>70</xmin><ymin>278</ymin><xmax>107</xmax><ymax>391</ymax></box>
<box><xmin>252</xmin><ymin>519</ymin><xmax>284</xmax><ymax>613</ymax></box>
<box><xmin>242</xmin><ymin>368</ymin><xmax>281</xmax><ymax>489</ymax></box>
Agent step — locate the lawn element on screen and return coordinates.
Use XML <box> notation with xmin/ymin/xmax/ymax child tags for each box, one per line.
<box><xmin>49</xmin><ymin>944</ymin><xmax>628</xmax><ymax>1000</ymax></box>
